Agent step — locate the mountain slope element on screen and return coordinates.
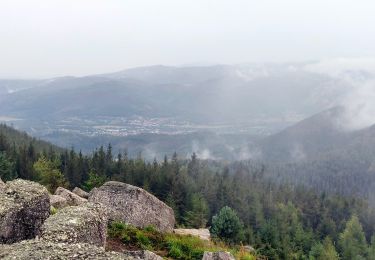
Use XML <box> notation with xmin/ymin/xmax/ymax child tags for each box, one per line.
<box><xmin>0</xmin><ymin>64</ymin><xmax>352</xmax><ymax>123</ymax></box>
<box><xmin>255</xmin><ymin>107</ymin><xmax>375</xmax><ymax>199</ymax></box>
<box><xmin>0</xmin><ymin>124</ymin><xmax>63</xmax><ymax>153</ymax></box>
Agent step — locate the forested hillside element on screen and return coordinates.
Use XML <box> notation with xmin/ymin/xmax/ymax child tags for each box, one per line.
<box><xmin>252</xmin><ymin>107</ymin><xmax>375</xmax><ymax>204</ymax></box>
<box><xmin>1</xmin><ymin>124</ymin><xmax>375</xmax><ymax>259</ymax></box>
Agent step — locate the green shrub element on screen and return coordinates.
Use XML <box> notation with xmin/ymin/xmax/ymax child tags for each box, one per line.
<box><xmin>136</xmin><ymin>230</ymin><xmax>152</xmax><ymax>249</ymax></box>
<box><xmin>165</xmin><ymin>234</ymin><xmax>205</xmax><ymax>259</ymax></box>
<box><xmin>107</xmin><ymin>221</ymin><xmax>256</xmax><ymax>260</ymax></box>
<box><xmin>169</xmin><ymin>244</ymin><xmax>183</xmax><ymax>259</ymax></box>
<box><xmin>144</xmin><ymin>225</ymin><xmax>157</xmax><ymax>232</ymax></box>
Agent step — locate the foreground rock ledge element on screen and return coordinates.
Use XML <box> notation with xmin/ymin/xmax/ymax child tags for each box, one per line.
<box><xmin>41</xmin><ymin>203</ymin><xmax>107</xmax><ymax>247</ymax></box>
<box><xmin>89</xmin><ymin>181</ymin><xmax>175</xmax><ymax>232</ymax></box>
<box><xmin>0</xmin><ymin>179</ymin><xmax>50</xmax><ymax>244</ymax></box>
<box><xmin>0</xmin><ymin>240</ymin><xmax>136</xmax><ymax>260</ymax></box>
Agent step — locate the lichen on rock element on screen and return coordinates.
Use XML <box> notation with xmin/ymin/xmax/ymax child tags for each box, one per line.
<box><xmin>55</xmin><ymin>186</ymin><xmax>87</xmax><ymax>206</ymax></box>
<box><xmin>0</xmin><ymin>179</ymin><xmax>50</xmax><ymax>244</ymax></box>
<box><xmin>89</xmin><ymin>181</ymin><xmax>175</xmax><ymax>232</ymax></box>
<box><xmin>122</xmin><ymin>250</ymin><xmax>163</xmax><ymax>260</ymax></box>
<box><xmin>72</xmin><ymin>187</ymin><xmax>89</xmax><ymax>199</ymax></box>
<box><xmin>49</xmin><ymin>194</ymin><xmax>68</xmax><ymax>209</ymax></box>
<box><xmin>41</xmin><ymin>202</ymin><xmax>107</xmax><ymax>247</ymax></box>
<box><xmin>202</xmin><ymin>251</ymin><xmax>236</xmax><ymax>260</ymax></box>
<box><xmin>0</xmin><ymin>239</ymin><xmax>136</xmax><ymax>259</ymax></box>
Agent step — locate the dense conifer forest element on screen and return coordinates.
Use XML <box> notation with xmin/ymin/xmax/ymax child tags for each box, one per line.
<box><xmin>1</xmin><ymin>123</ymin><xmax>375</xmax><ymax>259</ymax></box>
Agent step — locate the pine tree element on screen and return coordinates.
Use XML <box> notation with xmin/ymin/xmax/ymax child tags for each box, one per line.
<box><xmin>33</xmin><ymin>155</ymin><xmax>68</xmax><ymax>193</ymax></box>
<box><xmin>368</xmin><ymin>235</ymin><xmax>375</xmax><ymax>260</ymax></box>
<box><xmin>210</xmin><ymin>206</ymin><xmax>244</xmax><ymax>244</ymax></box>
<box><xmin>184</xmin><ymin>193</ymin><xmax>209</xmax><ymax>228</ymax></box>
<box><xmin>339</xmin><ymin>215</ymin><xmax>368</xmax><ymax>260</ymax></box>
<box><xmin>0</xmin><ymin>152</ymin><xmax>16</xmax><ymax>181</ymax></box>
<box><xmin>309</xmin><ymin>237</ymin><xmax>339</xmax><ymax>260</ymax></box>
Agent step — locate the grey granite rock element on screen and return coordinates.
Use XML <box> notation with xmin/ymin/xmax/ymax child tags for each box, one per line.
<box><xmin>49</xmin><ymin>194</ymin><xmax>68</xmax><ymax>209</ymax></box>
<box><xmin>41</xmin><ymin>202</ymin><xmax>107</xmax><ymax>247</ymax></box>
<box><xmin>72</xmin><ymin>187</ymin><xmax>89</xmax><ymax>199</ymax></box>
<box><xmin>122</xmin><ymin>250</ymin><xmax>163</xmax><ymax>260</ymax></box>
<box><xmin>202</xmin><ymin>251</ymin><xmax>236</xmax><ymax>260</ymax></box>
<box><xmin>89</xmin><ymin>181</ymin><xmax>175</xmax><ymax>232</ymax></box>
<box><xmin>0</xmin><ymin>179</ymin><xmax>50</xmax><ymax>244</ymax></box>
<box><xmin>0</xmin><ymin>240</ymin><xmax>136</xmax><ymax>259</ymax></box>
<box><xmin>55</xmin><ymin>186</ymin><xmax>87</xmax><ymax>206</ymax></box>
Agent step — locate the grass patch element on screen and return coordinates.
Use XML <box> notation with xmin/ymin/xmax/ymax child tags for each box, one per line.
<box><xmin>107</xmin><ymin>221</ymin><xmax>256</xmax><ymax>260</ymax></box>
<box><xmin>50</xmin><ymin>206</ymin><xmax>58</xmax><ymax>215</ymax></box>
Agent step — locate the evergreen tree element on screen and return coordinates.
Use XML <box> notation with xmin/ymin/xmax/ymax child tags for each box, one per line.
<box><xmin>339</xmin><ymin>215</ymin><xmax>368</xmax><ymax>260</ymax></box>
<box><xmin>210</xmin><ymin>206</ymin><xmax>244</xmax><ymax>244</ymax></box>
<box><xmin>369</xmin><ymin>235</ymin><xmax>375</xmax><ymax>260</ymax></box>
<box><xmin>83</xmin><ymin>170</ymin><xmax>106</xmax><ymax>191</ymax></box>
<box><xmin>0</xmin><ymin>152</ymin><xmax>16</xmax><ymax>181</ymax></box>
<box><xmin>184</xmin><ymin>193</ymin><xmax>209</xmax><ymax>228</ymax></box>
<box><xmin>33</xmin><ymin>156</ymin><xmax>68</xmax><ymax>192</ymax></box>
<box><xmin>309</xmin><ymin>237</ymin><xmax>339</xmax><ymax>260</ymax></box>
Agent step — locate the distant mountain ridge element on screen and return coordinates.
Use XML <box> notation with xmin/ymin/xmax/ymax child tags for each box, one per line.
<box><xmin>0</xmin><ymin>63</ymin><xmax>353</xmax><ymax>123</ymax></box>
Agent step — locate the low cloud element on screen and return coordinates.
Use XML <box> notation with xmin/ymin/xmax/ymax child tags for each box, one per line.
<box><xmin>305</xmin><ymin>58</ymin><xmax>375</xmax><ymax>131</ymax></box>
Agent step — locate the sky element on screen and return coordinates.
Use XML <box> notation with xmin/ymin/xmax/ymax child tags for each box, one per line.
<box><xmin>1</xmin><ymin>0</ymin><xmax>375</xmax><ymax>78</ymax></box>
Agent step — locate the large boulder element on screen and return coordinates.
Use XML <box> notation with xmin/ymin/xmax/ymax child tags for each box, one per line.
<box><xmin>72</xmin><ymin>187</ymin><xmax>89</xmax><ymax>199</ymax></box>
<box><xmin>49</xmin><ymin>194</ymin><xmax>68</xmax><ymax>209</ymax></box>
<box><xmin>89</xmin><ymin>181</ymin><xmax>175</xmax><ymax>232</ymax></box>
<box><xmin>0</xmin><ymin>179</ymin><xmax>50</xmax><ymax>244</ymax></box>
<box><xmin>55</xmin><ymin>187</ymin><xmax>87</xmax><ymax>206</ymax></box>
<box><xmin>41</xmin><ymin>203</ymin><xmax>107</xmax><ymax>247</ymax></box>
<box><xmin>202</xmin><ymin>252</ymin><xmax>236</xmax><ymax>260</ymax></box>
<box><xmin>0</xmin><ymin>240</ymin><xmax>136</xmax><ymax>259</ymax></box>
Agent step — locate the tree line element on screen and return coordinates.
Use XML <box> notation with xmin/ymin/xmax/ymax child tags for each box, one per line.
<box><xmin>1</xmin><ymin>124</ymin><xmax>375</xmax><ymax>259</ymax></box>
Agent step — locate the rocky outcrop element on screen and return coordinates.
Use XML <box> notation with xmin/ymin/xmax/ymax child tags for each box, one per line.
<box><xmin>49</xmin><ymin>194</ymin><xmax>68</xmax><ymax>209</ymax></box>
<box><xmin>41</xmin><ymin>203</ymin><xmax>107</xmax><ymax>247</ymax></box>
<box><xmin>0</xmin><ymin>179</ymin><xmax>50</xmax><ymax>244</ymax></box>
<box><xmin>73</xmin><ymin>187</ymin><xmax>89</xmax><ymax>199</ymax></box>
<box><xmin>202</xmin><ymin>252</ymin><xmax>236</xmax><ymax>260</ymax></box>
<box><xmin>122</xmin><ymin>250</ymin><xmax>163</xmax><ymax>260</ymax></box>
<box><xmin>174</xmin><ymin>228</ymin><xmax>210</xmax><ymax>241</ymax></box>
<box><xmin>0</xmin><ymin>240</ymin><xmax>136</xmax><ymax>259</ymax></box>
<box><xmin>89</xmin><ymin>181</ymin><xmax>175</xmax><ymax>232</ymax></box>
<box><xmin>55</xmin><ymin>187</ymin><xmax>87</xmax><ymax>206</ymax></box>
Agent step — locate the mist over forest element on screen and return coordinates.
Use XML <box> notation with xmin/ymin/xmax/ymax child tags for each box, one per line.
<box><xmin>2</xmin><ymin>1</ymin><xmax>375</xmax><ymax>259</ymax></box>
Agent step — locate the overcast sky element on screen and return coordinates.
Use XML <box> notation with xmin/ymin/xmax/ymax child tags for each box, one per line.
<box><xmin>1</xmin><ymin>0</ymin><xmax>375</xmax><ymax>78</ymax></box>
